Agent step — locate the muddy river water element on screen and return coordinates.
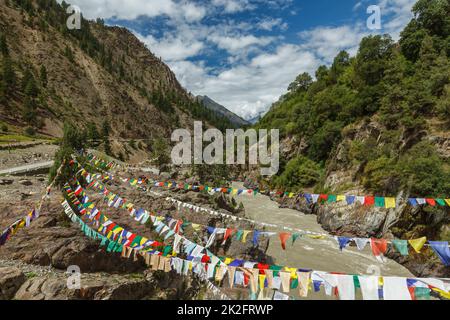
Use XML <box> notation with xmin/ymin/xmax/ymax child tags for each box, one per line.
<box><xmin>231</xmin><ymin>182</ymin><xmax>413</xmax><ymax>299</ymax></box>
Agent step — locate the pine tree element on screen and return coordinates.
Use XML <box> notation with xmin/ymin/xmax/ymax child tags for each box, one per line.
<box><xmin>2</xmin><ymin>58</ymin><xmax>15</xmax><ymax>95</ymax></box>
<box><xmin>22</xmin><ymin>96</ymin><xmax>37</xmax><ymax>124</ymax></box>
<box><xmin>39</xmin><ymin>65</ymin><xmax>47</xmax><ymax>87</ymax></box>
<box><xmin>24</xmin><ymin>76</ymin><xmax>39</xmax><ymax>97</ymax></box>
<box><xmin>0</xmin><ymin>34</ymin><xmax>8</xmax><ymax>56</ymax></box>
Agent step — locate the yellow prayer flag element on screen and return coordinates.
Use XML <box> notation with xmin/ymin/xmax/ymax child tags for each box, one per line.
<box><xmin>445</xmin><ymin>199</ymin><xmax>450</xmax><ymax>206</ymax></box>
<box><xmin>307</xmin><ymin>235</ymin><xmax>326</xmax><ymax>240</ymax></box>
<box><xmin>191</xmin><ymin>224</ymin><xmax>202</xmax><ymax>231</ymax></box>
<box><xmin>242</xmin><ymin>230</ymin><xmax>251</xmax><ymax>243</ymax></box>
<box><xmin>337</xmin><ymin>195</ymin><xmax>346</xmax><ymax>202</ymax></box>
<box><xmin>285</xmin><ymin>267</ymin><xmax>298</xmax><ymax>279</ymax></box>
<box><xmin>289</xmin><ymin>193</ymin><xmax>294</xmax><ymax>198</ymax></box>
<box><xmin>432</xmin><ymin>288</ymin><xmax>450</xmax><ymax>300</ymax></box>
<box><xmin>259</xmin><ymin>274</ymin><xmax>266</xmax><ymax>289</ymax></box>
<box><xmin>408</xmin><ymin>237</ymin><xmax>427</xmax><ymax>253</ymax></box>
<box><xmin>112</xmin><ymin>227</ymin><xmax>123</xmax><ymax>235</ymax></box>
<box><xmin>385</xmin><ymin>197</ymin><xmax>396</xmax><ymax>208</ymax></box>
<box><xmin>224</xmin><ymin>258</ymin><xmax>232</xmax><ymax>265</ymax></box>
<box><xmin>232</xmin><ymin>189</ymin><xmax>238</xmax><ymax>195</ymax></box>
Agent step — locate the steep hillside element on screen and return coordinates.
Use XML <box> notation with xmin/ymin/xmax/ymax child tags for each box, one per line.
<box><xmin>251</xmin><ymin>0</ymin><xmax>450</xmax><ymax>276</ymax></box>
<box><xmin>196</xmin><ymin>95</ymin><xmax>250</xmax><ymax>128</ymax></box>
<box><xmin>0</xmin><ymin>0</ymin><xmax>226</xmax><ymax>158</ymax></box>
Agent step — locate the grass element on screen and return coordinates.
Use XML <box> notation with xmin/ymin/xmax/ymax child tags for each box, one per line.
<box><xmin>25</xmin><ymin>271</ymin><xmax>38</xmax><ymax>279</ymax></box>
<box><xmin>0</xmin><ymin>134</ymin><xmax>55</xmax><ymax>145</ymax></box>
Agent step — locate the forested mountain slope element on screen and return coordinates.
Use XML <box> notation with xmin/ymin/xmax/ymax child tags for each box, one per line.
<box><xmin>256</xmin><ymin>0</ymin><xmax>449</xmax><ymax>199</ymax></box>
<box><xmin>0</xmin><ymin>0</ymin><xmax>231</xmax><ymax>158</ymax></box>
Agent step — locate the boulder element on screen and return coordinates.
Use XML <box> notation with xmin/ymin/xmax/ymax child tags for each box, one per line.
<box><xmin>19</xmin><ymin>180</ymin><xmax>33</xmax><ymax>186</ymax></box>
<box><xmin>0</xmin><ymin>267</ymin><xmax>26</xmax><ymax>300</ymax></box>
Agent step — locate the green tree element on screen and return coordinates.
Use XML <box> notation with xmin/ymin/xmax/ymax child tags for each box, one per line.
<box><xmin>287</xmin><ymin>72</ymin><xmax>313</xmax><ymax>93</ymax></box>
<box><xmin>48</xmin><ymin>121</ymin><xmax>87</xmax><ymax>186</ymax></box>
<box><xmin>152</xmin><ymin>137</ymin><xmax>170</xmax><ymax>169</ymax></box>
<box><xmin>2</xmin><ymin>57</ymin><xmax>15</xmax><ymax>94</ymax></box>
<box><xmin>101</xmin><ymin>120</ymin><xmax>112</xmax><ymax>155</ymax></box>
<box><xmin>39</xmin><ymin>65</ymin><xmax>47</xmax><ymax>87</ymax></box>
<box><xmin>275</xmin><ymin>156</ymin><xmax>322</xmax><ymax>189</ymax></box>
<box><xmin>0</xmin><ymin>34</ymin><xmax>8</xmax><ymax>56</ymax></box>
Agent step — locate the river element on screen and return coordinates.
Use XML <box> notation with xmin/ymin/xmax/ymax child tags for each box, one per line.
<box><xmin>232</xmin><ymin>182</ymin><xmax>413</xmax><ymax>299</ymax></box>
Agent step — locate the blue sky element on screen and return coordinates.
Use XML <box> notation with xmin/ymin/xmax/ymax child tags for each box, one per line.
<box><xmin>65</xmin><ymin>0</ymin><xmax>417</xmax><ymax>119</ymax></box>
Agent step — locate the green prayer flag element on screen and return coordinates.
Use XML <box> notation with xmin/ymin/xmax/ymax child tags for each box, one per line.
<box><xmin>375</xmin><ymin>197</ymin><xmax>385</xmax><ymax>207</ymax></box>
<box><xmin>269</xmin><ymin>265</ymin><xmax>283</xmax><ymax>277</ymax></box>
<box><xmin>414</xmin><ymin>287</ymin><xmax>431</xmax><ymax>300</ymax></box>
<box><xmin>162</xmin><ymin>245</ymin><xmax>173</xmax><ymax>256</ymax></box>
<box><xmin>291</xmin><ymin>233</ymin><xmax>301</xmax><ymax>245</ymax></box>
<box><xmin>234</xmin><ymin>230</ymin><xmax>244</xmax><ymax>241</ymax></box>
<box><xmin>130</xmin><ymin>235</ymin><xmax>142</xmax><ymax>247</ymax></box>
<box><xmin>290</xmin><ymin>278</ymin><xmax>298</xmax><ymax>289</ymax></box>
<box><xmin>392</xmin><ymin>239</ymin><xmax>409</xmax><ymax>256</ymax></box>
<box><xmin>353</xmin><ymin>275</ymin><xmax>360</xmax><ymax>288</ymax></box>
<box><xmin>327</xmin><ymin>195</ymin><xmax>337</xmax><ymax>203</ymax></box>
<box><xmin>106</xmin><ymin>241</ymin><xmax>115</xmax><ymax>252</ymax></box>
<box><xmin>435</xmin><ymin>199</ymin><xmax>446</xmax><ymax>206</ymax></box>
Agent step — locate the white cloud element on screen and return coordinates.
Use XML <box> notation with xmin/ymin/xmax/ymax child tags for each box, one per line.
<box><xmin>137</xmin><ymin>33</ymin><xmax>205</xmax><ymax>61</ymax></box>
<box><xmin>298</xmin><ymin>25</ymin><xmax>368</xmax><ymax>64</ymax></box>
<box><xmin>211</xmin><ymin>0</ymin><xmax>255</xmax><ymax>13</ymax></box>
<box><xmin>257</xmin><ymin>18</ymin><xmax>288</xmax><ymax>31</ymax></box>
<box><xmin>167</xmin><ymin>45</ymin><xmax>320</xmax><ymax>119</ymax></box>
<box><xmin>60</xmin><ymin>0</ymin><xmax>206</xmax><ymax>22</ymax></box>
<box><xmin>208</xmin><ymin>34</ymin><xmax>276</xmax><ymax>53</ymax></box>
<box><xmin>61</xmin><ymin>0</ymin><xmax>416</xmax><ymax>120</ymax></box>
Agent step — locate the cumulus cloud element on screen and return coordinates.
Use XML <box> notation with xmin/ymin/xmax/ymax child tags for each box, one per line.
<box><xmin>166</xmin><ymin>45</ymin><xmax>320</xmax><ymax>119</ymax></box>
<box><xmin>257</xmin><ymin>18</ymin><xmax>288</xmax><ymax>31</ymax></box>
<box><xmin>60</xmin><ymin>0</ymin><xmax>416</xmax><ymax>120</ymax></box>
<box><xmin>60</xmin><ymin>0</ymin><xmax>206</xmax><ymax>22</ymax></box>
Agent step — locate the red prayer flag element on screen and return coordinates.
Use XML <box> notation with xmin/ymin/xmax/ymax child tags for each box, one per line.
<box><xmin>256</xmin><ymin>263</ymin><xmax>269</xmax><ymax>274</ymax></box>
<box><xmin>370</xmin><ymin>238</ymin><xmax>387</xmax><ymax>257</ymax></box>
<box><xmin>319</xmin><ymin>194</ymin><xmax>328</xmax><ymax>201</ymax></box>
<box><xmin>222</xmin><ymin>229</ymin><xmax>234</xmax><ymax>244</ymax></box>
<box><xmin>279</xmin><ymin>233</ymin><xmax>291</xmax><ymax>250</ymax></box>
<box><xmin>425</xmin><ymin>198</ymin><xmax>436</xmax><ymax>206</ymax></box>
<box><xmin>364</xmin><ymin>196</ymin><xmax>375</xmax><ymax>206</ymax></box>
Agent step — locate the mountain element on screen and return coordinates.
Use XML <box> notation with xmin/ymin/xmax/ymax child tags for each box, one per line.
<box><xmin>0</xmin><ymin>0</ymin><xmax>227</xmax><ymax>158</ymax></box>
<box><xmin>247</xmin><ymin>110</ymin><xmax>267</xmax><ymax>124</ymax></box>
<box><xmin>196</xmin><ymin>95</ymin><xmax>249</xmax><ymax>128</ymax></box>
<box><xmin>252</xmin><ymin>0</ymin><xmax>450</xmax><ymax>276</ymax></box>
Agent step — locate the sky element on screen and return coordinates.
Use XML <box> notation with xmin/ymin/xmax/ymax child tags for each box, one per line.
<box><xmin>62</xmin><ymin>0</ymin><xmax>417</xmax><ymax>120</ymax></box>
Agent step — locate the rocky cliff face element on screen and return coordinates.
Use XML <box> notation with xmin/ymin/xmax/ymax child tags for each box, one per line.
<box><xmin>0</xmin><ymin>0</ymin><xmax>205</xmax><ymax>146</ymax></box>
<box><xmin>0</xmin><ymin>164</ymin><xmax>272</xmax><ymax>300</ymax></box>
<box><xmin>270</xmin><ymin>116</ymin><xmax>450</xmax><ymax>278</ymax></box>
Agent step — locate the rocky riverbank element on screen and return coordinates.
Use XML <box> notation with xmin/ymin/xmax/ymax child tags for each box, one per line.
<box><xmin>270</xmin><ymin>194</ymin><xmax>449</xmax><ymax>278</ymax></box>
<box><xmin>0</xmin><ymin>165</ymin><xmax>272</xmax><ymax>300</ymax></box>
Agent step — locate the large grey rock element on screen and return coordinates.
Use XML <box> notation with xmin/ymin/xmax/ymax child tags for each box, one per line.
<box><xmin>0</xmin><ymin>267</ymin><xmax>26</xmax><ymax>299</ymax></box>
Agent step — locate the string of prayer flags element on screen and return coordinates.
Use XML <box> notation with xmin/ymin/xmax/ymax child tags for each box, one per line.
<box><xmin>0</xmin><ymin>163</ymin><xmax>64</xmax><ymax>247</ymax></box>
<box><xmin>85</xmin><ymin>154</ymin><xmax>449</xmax><ymax>209</ymax></box>
<box><xmin>76</xmin><ymin>162</ymin><xmax>450</xmax><ymax>265</ymax></box>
